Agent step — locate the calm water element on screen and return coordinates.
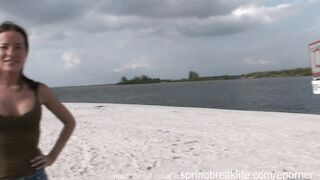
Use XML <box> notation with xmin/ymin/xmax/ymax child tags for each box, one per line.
<box><xmin>53</xmin><ymin>76</ymin><xmax>320</xmax><ymax>114</ymax></box>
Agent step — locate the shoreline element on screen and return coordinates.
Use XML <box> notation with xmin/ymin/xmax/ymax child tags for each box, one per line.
<box><xmin>57</xmin><ymin>101</ymin><xmax>320</xmax><ymax>116</ymax></box>
<box><xmin>39</xmin><ymin>103</ymin><xmax>320</xmax><ymax>179</ymax></box>
<box><xmin>53</xmin><ymin>75</ymin><xmax>312</xmax><ymax>88</ymax></box>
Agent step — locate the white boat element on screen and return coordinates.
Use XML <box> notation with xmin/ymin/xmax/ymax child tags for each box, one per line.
<box><xmin>309</xmin><ymin>39</ymin><xmax>320</xmax><ymax>94</ymax></box>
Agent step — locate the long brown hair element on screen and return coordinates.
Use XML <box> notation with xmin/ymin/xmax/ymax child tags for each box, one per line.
<box><xmin>0</xmin><ymin>21</ymin><xmax>39</xmax><ymax>90</ymax></box>
<box><xmin>0</xmin><ymin>21</ymin><xmax>29</xmax><ymax>51</ymax></box>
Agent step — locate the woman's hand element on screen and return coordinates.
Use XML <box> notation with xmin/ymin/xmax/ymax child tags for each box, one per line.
<box><xmin>30</xmin><ymin>154</ymin><xmax>56</xmax><ymax>169</ymax></box>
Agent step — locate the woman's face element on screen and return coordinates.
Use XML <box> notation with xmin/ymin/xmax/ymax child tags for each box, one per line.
<box><xmin>0</xmin><ymin>30</ymin><xmax>27</xmax><ymax>74</ymax></box>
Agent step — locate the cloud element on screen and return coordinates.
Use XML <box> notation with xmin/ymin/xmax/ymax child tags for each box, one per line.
<box><xmin>175</xmin><ymin>3</ymin><xmax>297</xmax><ymax>36</ymax></box>
<box><xmin>114</xmin><ymin>56</ymin><xmax>153</xmax><ymax>72</ymax></box>
<box><xmin>308</xmin><ymin>0</ymin><xmax>320</xmax><ymax>3</ymax></box>
<box><xmin>62</xmin><ymin>52</ymin><xmax>82</xmax><ymax>69</ymax></box>
<box><xmin>0</xmin><ymin>0</ymin><xmax>87</xmax><ymax>25</ymax></box>
<box><xmin>232</xmin><ymin>3</ymin><xmax>296</xmax><ymax>23</ymax></box>
<box><xmin>96</xmin><ymin>0</ymin><xmax>244</xmax><ymax>19</ymax></box>
<box><xmin>81</xmin><ymin>1</ymin><xmax>298</xmax><ymax>37</ymax></box>
<box><xmin>0</xmin><ymin>1</ymin><xmax>302</xmax><ymax>37</ymax></box>
<box><xmin>243</xmin><ymin>58</ymin><xmax>272</xmax><ymax>66</ymax></box>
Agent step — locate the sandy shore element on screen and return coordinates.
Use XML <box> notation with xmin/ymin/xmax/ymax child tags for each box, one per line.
<box><xmin>38</xmin><ymin>103</ymin><xmax>320</xmax><ymax>180</ymax></box>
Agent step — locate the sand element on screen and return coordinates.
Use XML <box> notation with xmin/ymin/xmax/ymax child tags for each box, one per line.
<box><xmin>38</xmin><ymin>103</ymin><xmax>320</xmax><ymax>180</ymax></box>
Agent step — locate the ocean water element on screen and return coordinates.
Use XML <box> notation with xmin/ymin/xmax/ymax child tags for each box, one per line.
<box><xmin>53</xmin><ymin>76</ymin><xmax>320</xmax><ymax>114</ymax></box>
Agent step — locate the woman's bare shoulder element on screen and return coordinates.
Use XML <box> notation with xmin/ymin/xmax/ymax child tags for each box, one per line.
<box><xmin>37</xmin><ymin>83</ymin><xmax>56</xmax><ymax>105</ymax></box>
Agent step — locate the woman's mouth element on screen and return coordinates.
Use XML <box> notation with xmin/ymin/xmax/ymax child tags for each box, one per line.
<box><xmin>4</xmin><ymin>60</ymin><xmax>18</xmax><ymax>62</ymax></box>
<box><xmin>3</xmin><ymin>60</ymin><xmax>18</xmax><ymax>64</ymax></box>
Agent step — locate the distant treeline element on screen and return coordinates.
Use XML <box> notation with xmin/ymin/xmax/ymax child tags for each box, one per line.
<box><xmin>117</xmin><ymin>75</ymin><xmax>161</xmax><ymax>85</ymax></box>
<box><xmin>242</xmin><ymin>67</ymin><xmax>311</xmax><ymax>78</ymax></box>
<box><xmin>117</xmin><ymin>67</ymin><xmax>311</xmax><ymax>85</ymax></box>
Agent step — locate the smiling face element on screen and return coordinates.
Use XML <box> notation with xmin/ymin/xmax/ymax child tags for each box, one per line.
<box><xmin>0</xmin><ymin>30</ymin><xmax>28</xmax><ymax>74</ymax></box>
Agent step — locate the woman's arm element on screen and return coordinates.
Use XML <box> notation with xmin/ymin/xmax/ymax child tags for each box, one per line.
<box><xmin>30</xmin><ymin>83</ymin><xmax>76</xmax><ymax>169</ymax></box>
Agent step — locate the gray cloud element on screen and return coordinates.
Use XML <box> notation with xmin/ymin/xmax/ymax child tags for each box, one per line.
<box><xmin>174</xmin><ymin>3</ymin><xmax>298</xmax><ymax>36</ymax></box>
<box><xmin>97</xmin><ymin>0</ymin><xmax>246</xmax><ymax>18</ymax></box>
<box><xmin>83</xmin><ymin>1</ymin><xmax>299</xmax><ymax>37</ymax></box>
<box><xmin>0</xmin><ymin>0</ymin><xmax>299</xmax><ymax>37</ymax></box>
<box><xmin>0</xmin><ymin>0</ymin><xmax>86</xmax><ymax>24</ymax></box>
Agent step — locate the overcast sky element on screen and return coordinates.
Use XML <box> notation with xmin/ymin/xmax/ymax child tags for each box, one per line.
<box><xmin>0</xmin><ymin>0</ymin><xmax>319</xmax><ymax>87</ymax></box>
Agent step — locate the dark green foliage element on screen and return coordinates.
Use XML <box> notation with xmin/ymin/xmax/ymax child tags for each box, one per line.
<box><xmin>243</xmin><ymin>68</ymin><xmax>311</xmax><ymax>78</ymax></box>
<box><xmin>116</xmin><ymin>67</ymin><xmax>311</xmax><ymax>85</ymax></box>
<box><xmin>117</xmin><ymin>75</ymin><xmax>161</xmax><ymax>85</ymax></box>
<box><xmin>189</xmin><ymin>71</ymin><xmax>199</xmax><ymax>80</ymax></box>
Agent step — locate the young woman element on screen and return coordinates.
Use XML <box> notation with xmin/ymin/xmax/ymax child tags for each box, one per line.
<box><xmin>0</xmin><ymin>21</ymin><xmax>76</xmax><ymax>179</ymax></box>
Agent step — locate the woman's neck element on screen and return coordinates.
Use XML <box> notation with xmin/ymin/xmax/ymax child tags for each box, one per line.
<box><xmin>0</xmin><ymin>72</ymin><xmax>23</xmax><ymax>87</ymax></box>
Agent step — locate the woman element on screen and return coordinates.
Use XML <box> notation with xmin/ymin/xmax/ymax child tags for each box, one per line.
<box><xmin>0</xmin><ymin>21</ymin><xmax>76</xmax><ymax>179</ymax></box>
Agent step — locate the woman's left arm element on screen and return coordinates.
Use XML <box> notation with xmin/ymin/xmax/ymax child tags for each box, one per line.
<box><xmin>31</xmin><ymin>83</ymin><xmax>76</xmax><ymax>169</ymax></box>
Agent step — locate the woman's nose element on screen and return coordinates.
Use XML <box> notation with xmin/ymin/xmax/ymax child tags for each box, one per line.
<box><xmin>6</xmin><ymin>47</ymin><xmax>16</xmax><ymax>56</ymax></box>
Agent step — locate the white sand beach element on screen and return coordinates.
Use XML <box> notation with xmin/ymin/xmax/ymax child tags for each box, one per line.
<box><xmin>38</xmin><ymin>103</ymin><xmax>320</xmax><ymax>180</ymax></box>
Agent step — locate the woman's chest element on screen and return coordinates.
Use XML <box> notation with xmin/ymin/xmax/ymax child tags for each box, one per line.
<box><xmin>0</xmin><ymin>90</ymin><xmax>35</xmax><ymax>117</ymax></box>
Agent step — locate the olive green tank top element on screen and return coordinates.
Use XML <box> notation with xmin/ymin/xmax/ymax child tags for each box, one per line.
<box><xmin>0</xmin><ymin>86</ymin><xmax>42</xmax><ymax>179</ymax></box>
